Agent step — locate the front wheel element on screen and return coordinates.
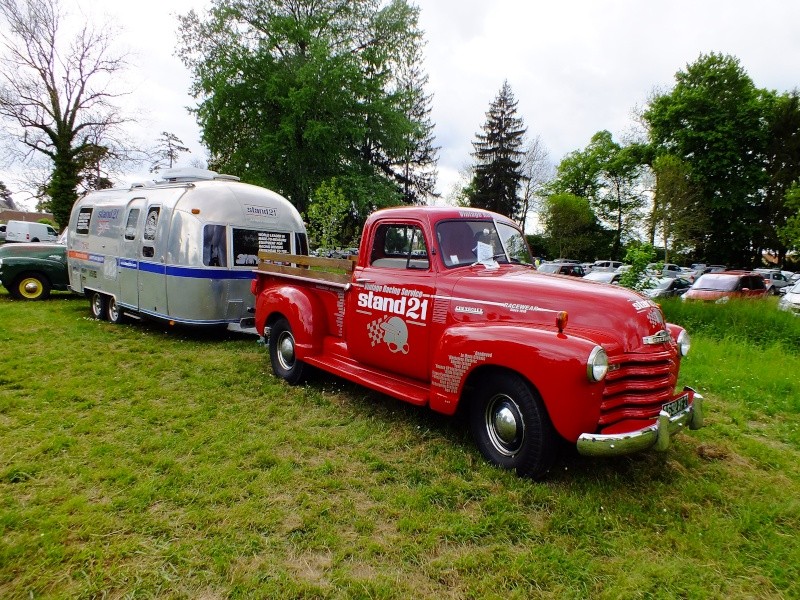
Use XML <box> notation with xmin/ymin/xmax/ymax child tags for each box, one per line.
<box><xmin>13</xmin><ymin>274</ymin><xmax>51</xmax><ymax>300</ymax></box>
<box><xmin>268</xmin><ymin>317</ymin><xmax>306</xmax><ymax>384</ymax></box>
<box><xmin>469</xmin><ymin>372</ymin><xmax>558</xmax><ymax>479</ymax></box>
<box><xmin>90</xmin><ymin>292</ymin><xmax>108</xmax><ymax>320</ymax></box>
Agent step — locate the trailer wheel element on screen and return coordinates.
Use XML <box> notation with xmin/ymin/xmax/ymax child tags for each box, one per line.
<box><xmin>268</xmin><ymin>317</ymin><xmax>306</xmax><ymax>384</ymax></box>
<box><xmin>107</xmin><ymin>296</ymin><xmax>125</xmax><ymax>324</ymax></box>
<box><xmin>12</xmin><ymin>273</ymin><xmax>51</xmax><ymax>300</ymax></box>
<box><xmin>90</xmin><ymin>292</ymin><xmax>108</xmax><ymax>320</ymax></box>
<box><xmin>469</xmin><ymin>371</ymin><xmax>557</xmax><ymax>479</ymax></box>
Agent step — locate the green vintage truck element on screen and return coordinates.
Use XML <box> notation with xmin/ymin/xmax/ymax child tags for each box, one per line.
<box><xmin>0</xmin><ymin>238</ymin><xmax>70</xmax><ymax>300</ymax></box>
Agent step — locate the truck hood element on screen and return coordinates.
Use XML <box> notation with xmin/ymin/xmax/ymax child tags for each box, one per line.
<box><xmin>0</xmin><ymin>243</ymin><xmax>66</xmax><ymax>260</ymax></box>
<box><xmin>449</xmin><ymin>267</ymin><xmax>670</xmax><ymax>354</ymax></box>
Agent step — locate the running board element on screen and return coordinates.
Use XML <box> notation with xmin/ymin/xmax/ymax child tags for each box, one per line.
<box><xmin>303</xmin><ymin>354</ymin><xmax>430</xmax><ymax>406</ymax></box>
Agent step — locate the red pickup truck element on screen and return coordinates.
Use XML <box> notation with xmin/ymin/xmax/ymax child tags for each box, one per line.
<box><xmin>251</xmin><ymin>206</ymin><xmax>704</xmax><ymax>478</ymax></box>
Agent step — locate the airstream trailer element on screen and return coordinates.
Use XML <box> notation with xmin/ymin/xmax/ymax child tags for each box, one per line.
<box><xmin>67</xmin><ymin>168</ymin><xmax>307</xmax><ymax>330</ymax></box>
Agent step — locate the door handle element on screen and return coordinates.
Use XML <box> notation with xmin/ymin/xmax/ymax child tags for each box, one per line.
<box><xmin>355</xmin><ymin>277</ymin><xmax>373</xmax><ymax>284</ymax></box>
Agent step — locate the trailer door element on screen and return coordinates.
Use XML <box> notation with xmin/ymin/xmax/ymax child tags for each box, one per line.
<box><xmin>119</xmin><ymin>198</ymin><xmax>145</xmax><ymax>308</ymax></box>
<box><xmin>137</xmin><ymin>204</ymin><xmax>167</xmax><ymax>316</ymax></box>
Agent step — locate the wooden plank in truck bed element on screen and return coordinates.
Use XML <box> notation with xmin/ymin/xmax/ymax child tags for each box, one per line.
<box><xmin>256</xmin><ymin>251</ymin><xmax>356</xmax><ymax>286</ymax></box>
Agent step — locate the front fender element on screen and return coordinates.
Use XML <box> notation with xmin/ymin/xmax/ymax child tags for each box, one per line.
<box><xmin>429</xmin><ymin>323</ymin><xmax>604</xmax><ymax>442</ymax></box>
<box><xmin>0</xmin><ymin>258</ymin><xmax>67</xmax><ymax>288</ymax></box>
<box><xmin>255</xmin><ymin>284</ymin><xmax>327</xmax><ymax>358</ymax></box>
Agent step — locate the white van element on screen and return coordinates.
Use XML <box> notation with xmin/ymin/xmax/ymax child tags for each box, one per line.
<box><xmin>67</xmin><ymin>168</ymin><xmax>307</xmax><ymax>331</ymax></box>
<box><xmin>5</xmin><ymin>220</ymin><xmax>58</xmax><ymax>243</ymax></box>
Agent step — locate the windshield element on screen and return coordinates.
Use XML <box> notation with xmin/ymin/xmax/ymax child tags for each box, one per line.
<box><xmin>692</xmin><ymin>274</ymin><xmax>738</xmax><ymax>292</ymax></box>
<box><xmin>436</xmin><ymin>219</ymin><xmax>532</xmax><ymax>268</ymax></box>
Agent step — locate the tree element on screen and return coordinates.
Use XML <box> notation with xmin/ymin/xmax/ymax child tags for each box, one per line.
<box><xmin>762</xmin><ymin>90</ymin><xmax>800</xmax><ymax>266</ymax></box>
<box><xmin>150</xmin><ymin>131</ymin><xmax>191</xmax><ymax>173</ymax></box>
<box><xmin>517</xmin><ymin>134</ymin><xmax>552</xmax><ymax>233</ymax></box>
<box><xmin>468</xmin><ymin>81</ymin><xmax>527</xmax><ymax>219</ymax></box>
<box><xmin>644</xmin><ymin>53</ymin><xmax>767</xmax><ymax>266</ymax></box>
<box><xmin>0</xmin><ymin>180</ymin><xmax>16</xmax><ymax>209</ymax></box>
<box><xmin>541</xmin><ymin>193</ymin><xmax>605</xmax><ymax>260</ymax></box>
<box><xmin>779</xmin><ymin>184</ymin><xmax>800</xmax><ymax>251</ymax></box>
<box><xmin>649</xmin><ymin>154</ymin><xmax>703</xmax><ymax>262</ymax></box>
<box><xmin>550</xmin><ymin>131</ymin><xmax>646</xmax><ymax>259</ymax></box>
<box><xmin>0</xmin><ymin>0</ymin><xmax>131</xmax><ymax>228</ymax></box>
<box><xmin>306</xmin><ymin>178</ymin><xmax>351</xmax><ymax>249</ymax></box>
<box><xmin>177</xmin><ymin>0</ymin><xmax>436</xmax><ymax>216</ymax></box>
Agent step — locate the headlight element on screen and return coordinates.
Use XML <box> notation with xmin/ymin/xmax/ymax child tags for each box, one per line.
<box><xmin>587</xmin><ymin>346</ymin><xmax>608</xmax><ymax>382</ymax></box>
<box><xmin>677</xmin><ymin>330</ymin><xmax>691</xmax><ymax>357</ymax></box>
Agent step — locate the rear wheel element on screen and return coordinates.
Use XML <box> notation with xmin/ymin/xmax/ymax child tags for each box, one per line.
<box><xmin>107</xmin><ymin>296</ymin><xmax>125</xmax><ymax>324</ymax></box>
<box><xmin>469</xmin><ymin>371</ymin><xmax>558</xmax><ymax>479</ymax></box>
<box><xmin>268</xmin><ymin>317</ymin><xmax>306</xmax><ymax>384</ymax></box>
<box><xmin>90</xmin><ymin>292</ymin><xmax>108</xmax><ymax>320</ymax></box>
<box><xmin>13</xmin><ymin>274</ymin><xmax>51</xmax><ymax>300</ymax></box>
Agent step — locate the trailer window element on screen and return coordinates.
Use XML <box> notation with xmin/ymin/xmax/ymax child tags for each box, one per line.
<box><xmin>124</xmin><ymin>209</ymin><xmax>140</xmax><ymax>240</ymax></box>
<box><xmin>75</xmin><ymin>207</ymin><xmax>93</xmax><ymax>236</ymax></box>
<box><xmin>143</xmin><ymin>207</ymin><xmax>160</xmax><ymax>241</ymax></box>
<box><xmin>203</xmin><ymin>225</ymin><xmax>228</xmax><ymax>267</ymax></box>
<box><xmin>232</xmin><ymin>228</ymin><xmax>290</xmax><ymax>266</ymax></box>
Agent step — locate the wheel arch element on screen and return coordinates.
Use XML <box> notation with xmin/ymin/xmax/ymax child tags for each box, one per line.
<box><xmin>256</xmin><ymin>285</ymin><xmax>327</xmax><ymax>359</ymax></box>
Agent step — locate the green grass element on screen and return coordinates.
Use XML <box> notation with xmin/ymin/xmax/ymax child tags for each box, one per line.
<box><xmin>1</xmin><ymin>291</ymin><xmax>799</xmax><ymax>598</ymax></box>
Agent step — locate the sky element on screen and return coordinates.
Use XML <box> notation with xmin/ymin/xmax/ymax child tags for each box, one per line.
<box><xmin>3</xmin><ymin>0</ymin><xmax>800</xmax><ymax>211</ymax></box>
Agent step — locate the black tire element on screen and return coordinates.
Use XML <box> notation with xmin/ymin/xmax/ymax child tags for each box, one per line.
<box><xmin>12</xmin><ymin>273</ymin><xmax>51</xmax><ymax>300</ymax></box>
<box><xmin>90</xmin><ymin>291</ymin><xmax>108</xmax><ymax>320</ymax></box>
<box><xmin>469</xmin><ymin>371</ymin><xmax>558</xmax><ymax>479</ymax></box>
<box><xmin>107</xmin><ymin>296</ymin><xmax>125</xmax><ymax>324</ymax></box>
<box><xmin>30</xmin><ymin>237</ymin><xmax>39</xmax><ymax>243</ymax></box>
<box><xmin>268</xmin><ymin>317</ymin><xmax>306</xmax><ymax>384</ymax></box>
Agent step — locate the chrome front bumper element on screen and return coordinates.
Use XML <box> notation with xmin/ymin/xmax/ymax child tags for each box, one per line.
<box><xmin>576</xmin><ymin>387</ymin><xmax>705</xmax><ymax>457</ymax></box>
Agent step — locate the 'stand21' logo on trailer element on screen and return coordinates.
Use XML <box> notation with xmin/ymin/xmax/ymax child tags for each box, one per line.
<box><xmin>95</xmin><ymin>208</ymin><xmax>121</xmax><ymax>235</ymax></box>
<box><xmin>245</xmin><ymin>205</ymin><xmax>278</xmax><ymax>221</ymax></box>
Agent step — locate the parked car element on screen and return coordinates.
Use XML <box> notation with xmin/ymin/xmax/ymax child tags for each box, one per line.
<box><xmin>644</xmin><ymin>276</ymin><xmax>693</xmax><ymax>299</ymax></box>
<box><xmin>647</xmin><ymin>262</ymin><xmax>683</xmax><ymax>278</ymax></box>
<box><xmin>754</xmin><ymin>269</ymin><xmax>792</xmax><ymax>295</ymax></box>
<box><xmin>682</xmin><ymin>271</ymin><xmax>768</xmax><ymax>303</ymax></box>
<box><xmin>537</xmin><ymin>262</ymin><xmax>586</xmax><ymax>277</ymax></box>
<box><xmin>0</xmin><ymin>223</ymin><xmax>6</xmax><ymax>242</ymax></box>
<box><xmin>4</xmin><ymin>220</ymin><xmax>58</xmax><ymax>243</ymax></box>
<box><xmin>583</xmin><ymin>271</ymin><xmax>621</xmax><ymax>284</ymax></box>
<box><xmin>0</xmin><ymin>232</ymin><xmax>69</xmax><ymax>300</ymax></box>
<box><xmin>588</xmin><ymin>260</ymin><xmax>623</xmax><ymax>273</ymax></box>
<box><xmin>778</xmin><ymin>280</ymin><xmax>800</xmax><ymax>316</ymax></box>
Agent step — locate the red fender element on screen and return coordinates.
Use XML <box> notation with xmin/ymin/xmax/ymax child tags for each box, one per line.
<box><xmin>429</xmin><ymin>323</ymin><xmax>604</xmax><ymax>442</ymax></box>
<box><xmin>255</xmin><ymin>284</ymin><xmax>327</xmax><ymax>359</ymax></box>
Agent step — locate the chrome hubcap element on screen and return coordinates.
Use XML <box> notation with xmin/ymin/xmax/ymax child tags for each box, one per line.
<box><xmin>277</xmin><ymin>332</ymin><xmax>295</xmax><ymax>370</ymax></box>
<box><xmin>24</xmin><ymin>281</ymin><xmax>39</xmax><ymax>294</ymax></box>
<box><xmin>485</xmin><ymin>395</ymin><xmax>524</xmax><ymax>456</ymax></box>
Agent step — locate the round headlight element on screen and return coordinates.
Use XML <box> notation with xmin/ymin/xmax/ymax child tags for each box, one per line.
<box><xmin>677</xmin><ymin>330</ymin><xmax>691</xmax><ymax>357</ymax></box>
<box><xmin>587</xmin><ymin>346</ymin><xmax>609</xmax><ymax>382</ymax></box>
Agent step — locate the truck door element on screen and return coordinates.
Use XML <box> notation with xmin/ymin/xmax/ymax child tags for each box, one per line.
<box><xmin>137</xmin><ymin>204</ymin><xmax>167</xmax><ymax>316</ymax></box>
<box><xmin>118</xmin><ymin>198</ymin><xmax>145</xmax><ymax>309</ymax></box>
<box><xmin>346</xmin><ymin>220</ymin><xmax>434</xmax><ymax>382</ymax></box>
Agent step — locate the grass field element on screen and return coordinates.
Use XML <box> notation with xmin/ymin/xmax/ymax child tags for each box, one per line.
<box><xmin>1</xmin><ymin>291</ymin><xmax>799</xmax><ymax>599</ymax></box>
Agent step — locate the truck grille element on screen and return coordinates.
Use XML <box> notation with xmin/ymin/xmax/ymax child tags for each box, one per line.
<box><xmin>599</xmin><ymin>349</ymin><xmax>679</xmax><ymax>427</ymax></box>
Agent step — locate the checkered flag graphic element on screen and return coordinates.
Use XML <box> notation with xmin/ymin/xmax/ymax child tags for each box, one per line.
<box><xmin>367</xmin><ymin>316</ymin><xmax>389</xmax><ymax>346</ymax></box>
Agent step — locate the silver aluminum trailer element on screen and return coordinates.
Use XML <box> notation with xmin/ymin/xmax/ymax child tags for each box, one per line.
<box><xmin>67</xmin><ymin>168</ymin><xmax>307</xmax><ymax>330</ymax></box>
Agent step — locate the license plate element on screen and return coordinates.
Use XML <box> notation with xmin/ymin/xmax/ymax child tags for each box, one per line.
<box><xmin>663</xmin><ymin>393</ymin><xmax>689</xmax><ymax>417</ymax></box>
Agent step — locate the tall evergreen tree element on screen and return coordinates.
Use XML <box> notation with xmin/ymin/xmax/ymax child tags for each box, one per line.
<box><xmin>468</xmin><ymin>81</ymin><xmax>526</xmax><ymax>219</ymax></box>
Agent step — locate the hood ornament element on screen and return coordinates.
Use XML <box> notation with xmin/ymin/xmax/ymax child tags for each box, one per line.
<box><xmin>643</xmin><ymin>330</ymin><xmax>671</xmax><ymax>345</ymax></box>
